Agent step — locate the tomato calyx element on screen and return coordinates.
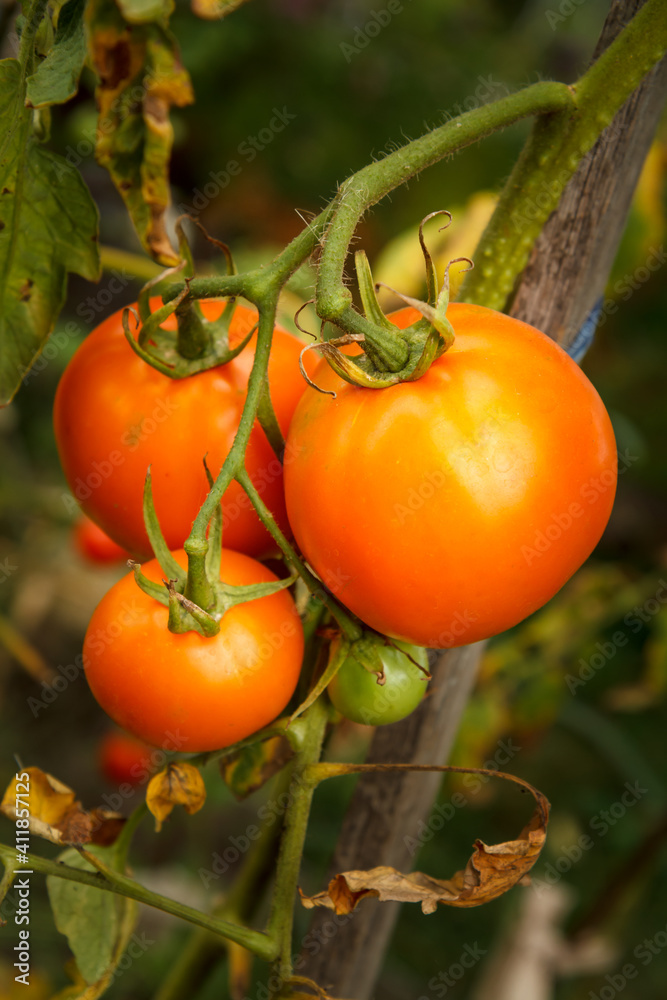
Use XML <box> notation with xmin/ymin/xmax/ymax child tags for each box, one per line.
<box><xmin>122</xmin><ymin>219</ymin><xmax>255</xmax><ymax>380</ymax></box>
<box><xmin>129</xmin><ymin>470</ymin><xmax>296</xmax><ymax>638</ymax></box>
<box><xmin>305</xmin><ymin>212</ymin><xmax>473</xmax><ymax>392</ymax></box>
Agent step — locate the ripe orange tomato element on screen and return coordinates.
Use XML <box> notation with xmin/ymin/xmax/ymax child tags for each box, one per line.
<box><xmin>284</xmin><ymin>304</ymin><xmax>617</xmax><ymax>648</ymax></box>
<box><xmin>98</xmin><ymin>730</ymin><xmax>155</xmax><ymax>786</ymax></box>
<box><xmin>73</xmin><ymin>515</ymin><xmax>131</xmax><ymax>564</ymax></box>
<box><xmin>83</xmin><ymin>549</ymin><xmax>304</xmax><ymax>752</ymax></box>
<box><xmin>54</xmin><ymin>300</ymin><xmax>308</xmax><ymax>559</ymax></box>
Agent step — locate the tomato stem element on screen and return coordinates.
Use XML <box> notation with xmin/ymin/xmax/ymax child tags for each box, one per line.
<box><xmin>458</xmin><ymin>0</ymin><xmax>667</xmax><ymax>309</ymax></box>
<box><xmin>265</xmin><ymin>698</ymin><xmax>329</xmax><ymax>983</ymax></box>
<box><xmin>0</xmin><ymin>841</ymin><xmax>279</xmax><ymax>961</ymax></box>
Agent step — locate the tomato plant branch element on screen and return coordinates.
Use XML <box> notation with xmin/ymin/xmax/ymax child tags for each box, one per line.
<box><xmin>265</xmin><ymin>698</ymin><xmax>329</xmax><ymax>981</ymax></box>
<box><xmin>155</xmin><ymin>765</ymin><xmax>295</xmax><ymax>1000</ymax></box>
<box><xmin>0</xmin><ymin>841</ymin><xmax>278</xmax><ymax>961</ymax></box>
<box><xmin>314</xmin><ymin>80</ymin><xmax>573</xmax><ymax>351</ymax></box>
<box><xmin>459</xmin><ymin>0</ymin><xmax>667</xmax><ymax>308</ymax></box>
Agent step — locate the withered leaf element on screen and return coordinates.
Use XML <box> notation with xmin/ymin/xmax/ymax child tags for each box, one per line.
<box><xmin>1</xmin><ymin>767</ymin><xmax>125</xmax><ymax>847</ymax></box>
<box><xmin>146</xmin><ymin>762</ymin><xmax>206</xmax><ymax>831</ymax></box>
<box><xmin>221</xmin><ymin>734</ymin><xmax>294</xmax><ymax>801</ymax></box>
<box><xmin>86</xmin><ymin>0</ymin><xmax>193</xmax><ymax>264</ymax></box>
<box><xmin>300</xmin><ymin>769</ymin><xmax>549</xmax><ymax>913</ymax></box>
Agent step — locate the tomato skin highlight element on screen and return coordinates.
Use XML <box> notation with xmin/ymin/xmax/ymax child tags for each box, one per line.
<box><xmin>83</xmin><ymin>549</ymin><xmax>304</xmax><ymax>752</ymax></box>
<box><xmin>284</xmin><ymin>304</ymin><xmax>618</xmax><ymax>648</ymax></box>
<box><xmin>54</xmin><ymin>300</ymin><xmax>309</xmax><ymax>559</ymax></box>
<box><xmin>328</xmin><ymin>641</ymin><xmax>429</xmax><ymax>726</ymax></box>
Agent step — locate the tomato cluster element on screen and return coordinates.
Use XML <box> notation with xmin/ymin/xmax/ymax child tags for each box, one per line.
<box><xmin>55</xmin><ymin>296</ymin><xmax>616</xmax><ymax>750</ymax></box>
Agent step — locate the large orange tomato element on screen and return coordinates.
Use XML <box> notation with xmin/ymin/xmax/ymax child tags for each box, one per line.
<box><xmin>54</xmin><ymin>300</ymin><xmax>308</xmax><ymax>559</ymax></box>
<box><xmin>83</xmin><ymin>549</ymin><xmax>304</xmax><ymax>752</ymax></box>
<box><xmin>284</xmin><ymin>304</ymin><xmax>617</xmax><ymax>648</ymax></box>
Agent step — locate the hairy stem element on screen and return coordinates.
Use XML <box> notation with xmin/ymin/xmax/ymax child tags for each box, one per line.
<box><xmin>316</xmin><ymin>81</ymin><xmax>574</xmax><ymax>329</ymax></box>
<box><xmin>459</xmin><ymin>0</ymin><xmax>667</xmax><ymax>308</ymax></box>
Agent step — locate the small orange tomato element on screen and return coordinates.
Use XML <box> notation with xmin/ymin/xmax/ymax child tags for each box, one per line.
<box><xmin>284</xmin><ymin>304</ymin><xmax>617</xmax><ymax>648</ymax></box>
<box><xmin>83</xmin><ymin>549</ymin><xmax>304</xmax><ymax>752</ymax></box>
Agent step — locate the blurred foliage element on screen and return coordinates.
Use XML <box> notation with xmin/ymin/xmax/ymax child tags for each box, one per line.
<box><xmin>1</xmin><ymin>0</ymin><xmax>667</xmax><ymax>998</ymax></box>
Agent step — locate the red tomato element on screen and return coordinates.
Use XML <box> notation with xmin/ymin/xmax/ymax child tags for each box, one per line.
<box><xmin>54</xmin><ymin>300</ymin><xmax>309</xmax><ymax>559</ymax></box>
<box><xmin>98</xmin><ymin>731</ymin><xmax>155</xmax><ymax>786</ymax></box>
<box><xmin>73</xmin><ymin>515</ymin><xmax>131</xmax><ymax>564</ymax></box>
<box><xmin>284</xmin><ymin>304</ymin><xmax>617</xmax><ymax>648</ymax></box>
<box><xmin>83</xmin><ymin>549</ymin><xmax>304</xmax><ymax>751</ymax></box>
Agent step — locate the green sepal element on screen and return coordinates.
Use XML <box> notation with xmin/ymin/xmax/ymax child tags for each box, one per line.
<box><xmin>123</xmin><ymin>293</ymin><xmax>256</xmax><ymax>379</ymax></box>
<box><xmin>289</xmin><ymin>635</ymin><xmax>351</xmax><ymax>724</ymax></box>
<box><xmin>202</xmin><ymin>458</ymin><xmax>222</xmax><ymax>584</ymax></box>
<box><xmin>257</xmin><ymin>381</ymin><xmax>285</xmax><ymax>459</ymax></box>
<box><xmin>215</xmin><ymin>575</ymin><xmax>298</xmax><ymax>614</ymax></box>
<box><xmin>166</xmin><ymin>579</ymin><xmax>220</xmax><ymax>637</ymax></box>
<box><xmin>419</xmin><ymin>210</ymin><xmax>453</xmax><ymax>306</ymax></box>
<box><xmin>142</xmin><ymin>469</ymin><xmax>186</xmax><ymax>585</ymax></box>
<box><xmin>355</xmin><ymin>251</ymin><xmax>400</xmax><ymax>333</ymax></box>
<box><xmin>129</xmin><ymin>561</ymin><xmax>170</xmax><ymax>607</ymax></box>
<box><xmin>347</xmin><ymin>636</ymin><xmax>385</xmax><ymax>676</ymax></box>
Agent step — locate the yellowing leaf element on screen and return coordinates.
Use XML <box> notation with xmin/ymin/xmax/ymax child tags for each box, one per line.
<box><xmin>146</xmin><ymin>762</ymin><xmax>206</xmax><ymax>831</ymax></box>
<box><xmin>300</xmin><ymin>768</ymin><xmax>549</xmax><ymax>913</ymax></box>
<box><xmin>221</xmin><ymin>735</ymin><xmax>294</xmax><ymax>801</ymax></box>
<box><xmin>1</xmin><ymin>768</ymin><xmax>124</xmax><ymax>847</ymax></box>
<box><xmin>192</xmin><ymin>0</ymin><xmax>251</xmax><ymax>19</ymax></box>
<box><xmin>86</xmin><ymin>0</ymin><xmax>193</xmax><ymax>265</ymax></box>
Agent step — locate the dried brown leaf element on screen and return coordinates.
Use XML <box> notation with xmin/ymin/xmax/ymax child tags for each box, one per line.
<box><xmin>1</xmin><ymin>768</ymin><xmax>125</xmax><ymax>847</ymax></box>
<box><xmin>300</xmin><ymin>768</ymin><xmax>549</xmax><ymax>913</ymax></box>
<box><xmin>146</xmin><ymin>762</ymin><xmax>206</xmax><ymax>831</ymax></box>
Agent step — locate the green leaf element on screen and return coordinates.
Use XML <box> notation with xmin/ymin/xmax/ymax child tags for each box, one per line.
<box><xmin>47</xmin><ymin>847</ymin><xmax>119</xmax><ymax>985</ymax></box>
<box><xmin>47</xmin><ymin>847</ymin><xmax>138</xmax><ymax>995</ymax></box>
<box><xmin>26</xmin><ymin>0</ymin><xmax>87</xmax><ymax>108</ymax></box>
<box><xmin>86</xmin><ymin>0</ymin><xmax>193</xmax><ymax>265</ymax></box>
<box><xmin>0</xmin><ymin>59</ymin><xmax>100</xmax><ymax>405</ymax></box>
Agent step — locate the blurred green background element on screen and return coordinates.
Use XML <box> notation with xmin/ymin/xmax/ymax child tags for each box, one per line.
<box><xmin>1</xmin><ymin>0</ymin><xmax>666</xmax><ymax>997</ymax></box>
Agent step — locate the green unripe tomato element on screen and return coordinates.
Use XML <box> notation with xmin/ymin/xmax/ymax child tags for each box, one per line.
<box><xmin>327</xmin><ymin>640</ymin><xmax>429</xmax><ymax>726</ymax></box>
